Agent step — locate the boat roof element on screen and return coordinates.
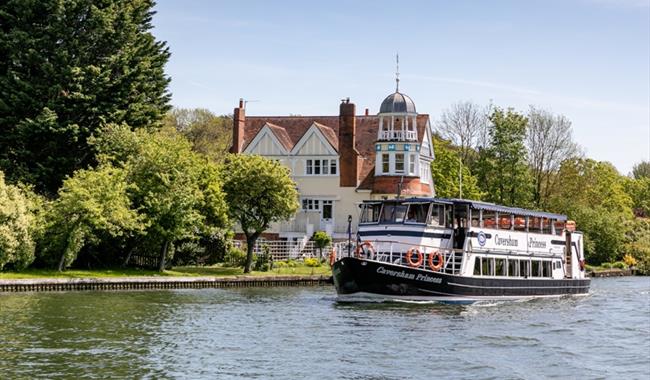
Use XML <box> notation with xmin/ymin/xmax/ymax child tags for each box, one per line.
<box><xmin>362</xmin><ymin>197</ymin><xmax>567</xmax><ymax>221</ymax></box>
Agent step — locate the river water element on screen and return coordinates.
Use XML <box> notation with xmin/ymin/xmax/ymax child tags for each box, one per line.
<box><xmin>0</xmin><ymin>277</ymin><xmax>648</xmax><ymax>379</ymax></box>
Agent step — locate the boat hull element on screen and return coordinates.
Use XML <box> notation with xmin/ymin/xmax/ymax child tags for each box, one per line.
<box><xmin>332</xmin><ymin>257</ymin><xmax>590</xmax><ymax>303</ymax></box>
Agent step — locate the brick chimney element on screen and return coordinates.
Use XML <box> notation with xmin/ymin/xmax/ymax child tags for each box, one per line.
<box><xmin>230</xmin><ymin>98</ymin><xmax>245</xmax><ymax>153</ymax></box>
<box><xmin>339</xmin><ymin>98</ymin><xmax>360</xmax><ymax>187</ymax></box>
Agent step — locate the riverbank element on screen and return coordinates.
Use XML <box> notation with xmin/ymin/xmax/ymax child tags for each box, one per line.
<box><xmin>0</xmin><ymin>274</ymin><xmax>332</xmax><ymax>292</ymax></box>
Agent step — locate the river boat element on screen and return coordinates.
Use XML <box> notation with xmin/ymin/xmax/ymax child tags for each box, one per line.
<box><xmin>332</xmin><ymin>198</ymin><xmax>591</xmax><ymax>303</ymax></box>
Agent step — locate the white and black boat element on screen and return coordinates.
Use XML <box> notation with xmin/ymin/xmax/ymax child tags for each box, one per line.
<box><xmin>332</xmin><ymin>198</ymin><xmax>590</xmax><ymax>303</ymax></box>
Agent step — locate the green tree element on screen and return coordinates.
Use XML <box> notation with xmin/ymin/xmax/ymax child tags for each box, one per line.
<box><xmin>474</xmin><ymin>107</ymin><xmax>532</xmax><ymax>207</ymax></box>
<box><xmin>0</xmin><ymin>0</ymin><xmax>170</xmax><ymax>194</ymax></box>
<box><xmin>38</xmin><ymin>165</ymin><xmax>145</xmax><ymax>271</ymax></box>
<box><xmin>549</xmin><ymin>158</ymin><xmax>633</xmax><ymax>264</ymax></box>
<box><xmin>624</xmin><ymin>177</ymin><xmax>650</xmax><ymax>217</ymax></box>
<box><xmin>92</xmin><ymin>125</ymin><xmax>229</xmax><ymax>271</ymax></box>
<box><xmin>313</xmin><ymin>231</ymin><xmax>333</xmax><ymax>260</ymax></box>
<box><xmin>221</xmin><ymin>154</ymin><xmax>299</xmax><ymax>273</ymax></box>
<box><xmin>431</xmin><ymin>137</ymin><xmax>483</xmax><ymax>199</ymax></box>
<box><xmin>0</xmin><ymin>171</ymin><xmax>36</xmax><ymax>270</ymax></box>
<box><xmin>632</xmin><ymin>161</ymin><xmax>650</xmax><ymax>179</ymax></box>
<box><xmin>163</xmin><ymin>108</ymin><xmax>233</xmax><ymax>162</ymax></box>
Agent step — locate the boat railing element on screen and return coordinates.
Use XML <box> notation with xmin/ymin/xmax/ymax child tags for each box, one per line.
<box><xmin>332</xmin><ymin>240</ymin><xmax>465</xmax><ymax>275</ymax></box>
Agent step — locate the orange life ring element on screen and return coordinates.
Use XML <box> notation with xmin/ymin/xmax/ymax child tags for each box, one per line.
<box><xmin>406</xmin><ymin>247</ymin><xmax>424</xmax><ymax>267</ymax></box>
<box><xmin>428</xmin><ymin>251</ymin><xmax>444</xmax><ymax>271</ymax></box>
<box><xmin>355</xmin><ymin>241</ymin><xmax>375</xmax><ymax>258</ymax></box>
<box><xmin>329</xmin><ymin>248</ymin><xmax>337</xmax><ymax>266</ymax></box>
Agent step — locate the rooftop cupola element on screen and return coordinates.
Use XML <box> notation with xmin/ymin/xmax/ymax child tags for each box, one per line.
<box><xmin>377</xmin><ymin>55</ymin><xmax>418</xmax><ymax>142</ymax></box>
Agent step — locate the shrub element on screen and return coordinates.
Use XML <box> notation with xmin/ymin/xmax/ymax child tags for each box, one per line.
<box><xmin>274</xmin><ymin>261</ymin><xmax>287</xmax><ymax>268</ymax></box>
<box><xmin>612</xmin><ymin>261</ymin><xmax>627</xmax><ymax>269</ymax></box>
<box><xmin>286</xmin><ymin>259</ymin><xmax>297</xmax><ymax>268</ymax></box>
<box><xmin>224</xmin><ymin>247</ymin><xmax>247</xmax><ymax>267</ymax></box>
<box><xmin>304</xmin><ymin>257</ymin><xmax>321</xmax><ymax>267</ymax></box>
<box><xmin>312</xmin><ymin>231</ymin><xmax>332</xmax><ymax>259</ymax></box>
<box><xmin>623</xmin><ymin>253</ymin><xmax>637</xmax><ymax>267</ymax></box>
<box><xmin>601</xmin><ymin>262</ymin><xmax>612</xmax><ymax>269</ymax></box>
<box><xmin>253</xmin><ymin>244</ymin><xmax>271</xmax><ymax>272</ymax></box>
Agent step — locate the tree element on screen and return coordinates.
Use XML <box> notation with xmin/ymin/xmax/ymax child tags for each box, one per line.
<box><xmin>474</xmin><ymin>107</ymin><xmax>533</xmax><ymax>207</ymax></box>
<box><xmin>221</xmin><ymin>154</ymin><xmax>299</xmax><ymax>273</ymax></box>
<box><xmin>0</xmin><ymin>0</ymin><xmax>171</xmax><ymax>194</ymax></box>
<box><xmin>632</xmin><ymin>161</ymin><xmax>650</xmax><ymax>179</ymax></box>
<box><xmin>436</xmin><ymin>101</ymin><xmax>489</xmax><ymax>167</ymax></box>
<box><xmin>624</xmin><ymin>176</ymin><xmax>650</xmax><ymax>217</ymax></box>
<box><xmin>0</xmin><ymin>171</ymin><xmax>36</xmax><ymax>270</ymax></box>
<box><xmin>549</xmin><ymin>158</ymin><xmax>634</xmax><ymax>264</ymax></box>
<box><xmin>431</xmin><ymin>137</ymin><xmax>483</xmax><ymax>200</ymax></box>
<box><xmin>526</xmin><ymin>107</ymin><xmax>580</xmax><ymax>208</ymax></box>
<box><xmin>313</xmin><ymin>231</ymin><xmax>332</xmax><ymax>260</ymax></box>
<box><xmin>92</xmin><ymin>125</ymin><xmax>229</xmax><ymax>271</ymax></box>
<box><xmin>38</xmin><ymin>165</ymin><xmax>145</xmax><ymax>271</ymax></box>
<box><xmin>163</xmin><ymin>108</ymin><xmax>233</xmax><ymax>162</ymax></box>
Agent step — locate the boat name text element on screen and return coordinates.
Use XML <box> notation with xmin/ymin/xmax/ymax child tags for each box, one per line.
<box><xmin>528</xmin><ymin>238</ymin><xmax>547</xmax><ymax>249</ymax></box>
<box><xmin>494</xmin><ymin>234</ymin><xmax>519</xmax><ymax>247</ymax></box>
<box><xmin>376</xmin><ymin>267</ymin><xmax>442</xmax><ymax>284</ymax></box>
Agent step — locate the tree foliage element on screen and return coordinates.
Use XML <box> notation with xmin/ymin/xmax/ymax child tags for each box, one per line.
<box><xmin>526</xmin><ymin>107</ymin><xmax>580</xmax><ymax>208</ymax></box>
<box><xmin>163</xmin><ymin>108</ymin><xmax>233</xmax><ymax>162</ymax></box>
<box><xmin>0</xmin><ymin>0</ymin><xmax>171</xmax><ymax>194</ymax></box>
<box><xmin>221</xmin><ymin>154</ymin><xmax>299</xmax><ymax>273</ymax></box>
<box><xmin>632</xmin><ymin>161</ymin><xmax>650</xmax><ymax>179</ymax></box>
<box><xmin>431</xmin><ymin>137</ymin><xmax>483</xmax><ymax>200</ymax></box>
<box><xmin>38</xmin><ymin>165</ymin><xmax>145</xmax><ymax>271</ymax></box>
<box><xmin>93</xmin><ymin>125</ymin><xmax>229</xmax><ymax>271</ymax></box>
<box><xmin>0</xmin><ymin>171</ymin><xmax>36</xmax><ymax>270</ymax></box>
<box><xmin>474</xmin><ymin>108</ymin><xmax>532</xmax><ymax>207</ymax></box>
<box><xmin>436</xmin><ymin>101</ymin><xmax>488</xmax><ymax>166</ymax></box>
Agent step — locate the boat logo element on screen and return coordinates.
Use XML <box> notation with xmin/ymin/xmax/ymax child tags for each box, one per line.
<box><xmin>477</xmin><ymin>231</ymin><xmax>487</xmax><ymax>246</ymax></box>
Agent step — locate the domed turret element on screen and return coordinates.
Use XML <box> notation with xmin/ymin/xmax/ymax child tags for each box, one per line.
<box><xmin>379</xmin><ymin>91</ymin><xmax>417</xmax><ymax>114</ymax></box>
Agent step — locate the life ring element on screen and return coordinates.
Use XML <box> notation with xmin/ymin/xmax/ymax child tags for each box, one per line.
<box><xmin>406</xmin><ymin>247</ymin><xmax>424</xmax><ymax>267</ymax></box>
<box><xmin>428</xmin><ymin>251</ymin><xmax>444</xmax><ymax>271</ymax></box>
<box><xmin>579</xmin><ymin>259</ymin><xmax>585</xmax><ymax>271</ymax></box>
<box><xmin>329</xmin><ymin>248</ymin><xmax>337</xmax><ymax>266</ymax></box>
<box><xmin>355</xmin><ymin>241</ymin><xmax>375</xmax><ymax>258</ymax></box>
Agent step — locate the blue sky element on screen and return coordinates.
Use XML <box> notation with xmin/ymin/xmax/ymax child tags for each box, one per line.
<box><xmin>152</xmin><ymin>0</ymin><xmax>650</xmax><ymax>175</ymax></box>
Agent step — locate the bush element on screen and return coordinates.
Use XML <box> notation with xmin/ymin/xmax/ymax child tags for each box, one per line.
<box><xmin>601</xmin><ymin>262</ymin><xmax>612</xmax><ymax>269</ymax></box>
<box><xmin>304</xmin><ymin>257</ymin><xmax>321</xmax><ymax>267</ymax></box>
<box><xmin>612</xmin><ymin>261</ymin><xmax>627</xmax><ymax>269</ymax></box>
<box><xmin>224</xmin><ymin>247</ymin><xmax>247</xmax><ymax>267</ymax></box>
<box><xmin>253</xmin><ymin>244</ymin><xmax>271</xmax><ymax>272</ymax></box>
<box><xmin>274</xmin><ymin>261</ymin><xmax>287</xmax><ymax>268</ymax></box>
<box><xmin>286</xmin><ymin>259</ymin><xmax>297</xmax><ymax>268</ymax></box>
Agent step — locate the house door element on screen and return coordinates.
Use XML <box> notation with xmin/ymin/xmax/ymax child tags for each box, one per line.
<box><xmin>320</xmin><ymin>200</ymin><xmax>334</xmax><ymax>233</ymax></box>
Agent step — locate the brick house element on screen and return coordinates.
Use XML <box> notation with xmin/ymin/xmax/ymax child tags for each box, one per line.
<box><xmin>230</xmin><ymin>87</ymin><xmax>435</xmax><ymax>242</ymax></box>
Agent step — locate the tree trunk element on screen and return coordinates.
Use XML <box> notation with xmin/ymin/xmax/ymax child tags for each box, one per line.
<box><xmin>244</xmin><ymin>233</ymin><xmax>260</xmax><ymax>274</ymax></box>
<box><xmin>122</xmin><ymin>247</ymin><xmax>135</xmax><ymax>268</ymax></box>
<box><xmin>158</xmin><ymin>240</ymin><xmax>169</xmax><ymax>272</ymax></box>
<box><xmin>57</xmin><ymin>252</ymin><xmax>66</xmax><ymax>272</ymax></box>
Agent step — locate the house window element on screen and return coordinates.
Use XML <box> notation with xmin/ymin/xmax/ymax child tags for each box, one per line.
<box><xmin>306</xmin><ymin>159</ymin><xmax>337</xmax><ymax>176</ymax></box>
<box><xmin>395</xmin><ymin>153</ymin><xmax>404</xmax><ymax>173</ymax></box>
<box><xmin>409</xmin><ymin>154</ymin><xmax>416</xmax><ymax>175</ymax></box>
<box><xmin>301</xmin><ymin>198</ymin><xmax>320</xmax><ymax>211</ymax></box>
<box><xmin>382</xmin><ymin>154</ymin><xmax>390</xmax><ymax>173</ymax></box>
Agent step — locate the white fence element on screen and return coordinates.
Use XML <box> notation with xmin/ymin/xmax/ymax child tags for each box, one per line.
<box><xmin>233</xmin><ymin>240</ymin><xmax>332</xmax><ymax>261</ymax></box>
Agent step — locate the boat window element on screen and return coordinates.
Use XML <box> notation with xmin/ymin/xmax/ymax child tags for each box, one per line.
<box><xmin>514</xmin><ymin>215</ymin><xmax>526</xmax><ymax>232</ymax></box>
<box><xmin>360</xmin><ymin>203</ymin><xmax>382</xmax><ymax>223</ymax></box>
<box><xmin>473</xmin><ymin>257</ymin><xmax>481</xmax><ymax>275</ymax></box>
<box><xmin>405</xmin><ymin>203</ymin><xmax>429</xmax><ymax>224</ymax></box>
<box><xmin>498</xmin><ymin>214</ymin><xmax>512</xmax><ymax>230</ymax></box>
<box><xmin>380</xmin><ymin>203</ymin><xmax>407</xmax><ymax>223</ymax></box>
<box><xmin>531</xmin><ymin>260</ymin><xmax>541</xmax><ymax>277</ymax></box>
<box><xmin>519</xmin><ymin>260</ymin><xmax>530</xmax><ymax>277</ymax></box>
<box><xmin>429</xmin><ymin>205</ymin><xmax>442</xmax><ymax>226</ymax></box>
<box><xmin>482</xmin><ymin>210</ymin><xmax>496</xmax><ymax>229</ymax></box>
<box><xmin>495</xmin><ymin>258</ymin><xmax>506</xmax><ymax>276</ymax></box>
<box><xmin>554</xmin><ymin>220</ymin><xmax>565</xmax><ymax>236</ymax></box>
<box><xmin>543</xmin><ymin>261</ymin><xmax>552</xmax><ymax>277</ymax></box>
<box><xmin>445</xmin><ymin>206</ymin><xmax>454</xmax><ymax>228</ymax></box>
<box><xmin>508</xmin><ymin>259</ymin><xmax>518</xmax><ymax>277</ymax></box>
<box><xmin>530</xmin><ymin>217</ymin><xmax>542</xmax><ymax>233</ymax></box>
<box><xmin>541</xmin><ymin>218</ymin><xmax>552</xmax><ymax>234</ymax></box>
<box><xmin>470</xmin><ymin>209</ymin><xmax>481</xmax><ymax>228</ymax></box>
<box><xmin>481</xmin><ymin>257</ymin><xmax>492</xmax><ymax>276</ymax></box>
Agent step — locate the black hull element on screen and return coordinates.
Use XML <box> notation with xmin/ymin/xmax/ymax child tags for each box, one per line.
<box><xmin>332</xmin><ymin>257</ymin><xmax>590</xmax><ymax>302</ymax></box>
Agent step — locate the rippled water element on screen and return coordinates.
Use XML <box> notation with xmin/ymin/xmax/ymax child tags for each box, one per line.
<box><xmin>0</xmin><ymin>277</ymin><xmax>648</xmax><ymax>379</ymax></box>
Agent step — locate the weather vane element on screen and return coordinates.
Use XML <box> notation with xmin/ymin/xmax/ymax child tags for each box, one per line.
<box><xmin>395</xmin><ymin>53</ymin><xmax>400</xmax><ymax>92</ymax></box>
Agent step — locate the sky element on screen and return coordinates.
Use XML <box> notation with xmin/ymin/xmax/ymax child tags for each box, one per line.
<box><xmin>152</xmin><ymin>0</ymin><xmax>650</xmax><ymax>175</ymax></box>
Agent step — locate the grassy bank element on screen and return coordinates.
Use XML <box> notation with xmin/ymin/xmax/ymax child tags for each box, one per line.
<box><xmin>0</xmin><ymin>264</ymin><xmax>332</xmax><ymax>280</ymax></box>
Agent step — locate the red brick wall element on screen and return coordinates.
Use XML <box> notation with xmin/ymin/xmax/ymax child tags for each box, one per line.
<box><xmin>372</xmin><ymin>176</ymin><xmax>431</xmax><ymax>196</ymax></box>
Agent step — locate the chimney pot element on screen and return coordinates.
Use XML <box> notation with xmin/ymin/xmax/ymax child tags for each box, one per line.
<box><xmin>365</xmin><ymin>108</ymin><xmax>369</xmax><ymax>116</ymax></box>
<box><xmin>239</xmin><ymin>98</ymin><xmax>244</xmax><ymax>108</ymax></box>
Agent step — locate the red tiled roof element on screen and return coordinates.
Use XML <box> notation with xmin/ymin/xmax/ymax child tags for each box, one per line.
<box><xmin>241</xmin><ymin>114</ymin><xmax>430</xmax><ymax>187</ymax></box>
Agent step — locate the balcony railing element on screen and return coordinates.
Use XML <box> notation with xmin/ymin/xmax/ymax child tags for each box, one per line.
<box><xmin>379</xmin><ymin>130</ymin><xmax>417</xmax><ymax>141</ymax></box>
